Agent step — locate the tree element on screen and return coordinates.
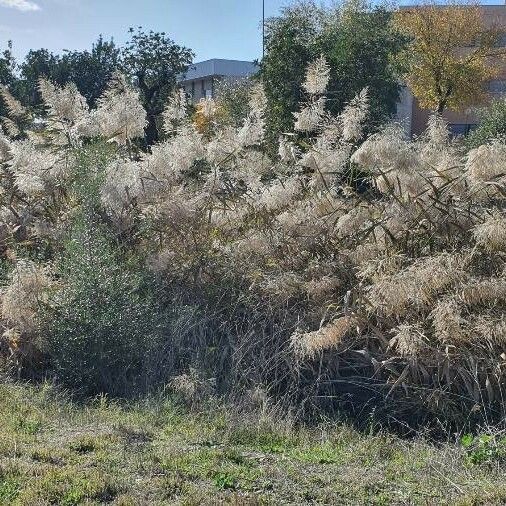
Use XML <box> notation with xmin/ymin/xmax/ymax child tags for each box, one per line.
<box><xmin>318</xmin><ymin>2</ymin><xmax>405</xmax><ymax>130</ymax></box>
<box><xmin>17</xmin><ymin>49</ymin><xmax>63</xmax><ymax>108</ymax></box>
<box><xmin>261</xmin><ymin>0</ymin><xmax>405</xmax><ymax>151</ymax></box>
<box><xmin>261</xmin><ymin>2</ymin><xmax>320</xmax><ymax>149</ymax></box>
<box><xmin>61</xmin><ymin>36</ymin><xmax>121</xmax><ymax>107</ymax></box>
<box><xmin>121</xmin><ymin>27</ymin><xmax>194</xmax><ymax>146</ymax></box>
<box><xmin>0</xmin><ymin>41</ymin><xmax>16</xmax><ymax>87</ymax></box>
<box><xmin>394</xmin><ymin>1</ymin><xmax>506</xmax><ymax>114</ymax></box>
<box><xmin>17</xmin><ymin>37</ymin><xmax>120</xmax><ymax>109</ymax></box>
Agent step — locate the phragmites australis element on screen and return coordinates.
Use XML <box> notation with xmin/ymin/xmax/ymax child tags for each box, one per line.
<box><xmin>3</xmin><ymin>56</ymin><xmax>506</xmax><ymax>419</ymax></box>
<box><xmin>302</xmin><ymin>55</ymin><xmax>331</xmax><ymax>96</ymax></box>
<box><xmin>291</xmin><ymin>316</ymin><xmax>357</xmax><ymax>359</ymax></box>
<box><xmin>0</xmin><ymin>85</ymin><xmax>27</xmax><ymax>119</ymax></box>
<box><xmin>473</xmin><ymin>211</ymin><xmax>506</xmax><ymax>252</ymax></box>
<box><xmin>294</xmin><ymin>97</ymin><xmax>326</xmax><ymax>133</ymax></box>
<box><xmin>391</xmin><ymin>324</ymin><xmax>427</xmax><ymax>358</ymax></box>
<box><xmin>91</xmin><ymin>73</ymin><xmax>147</xmax><ymax>144</ymax></box>
<box><xmin>1</xmin><ymin>260</ymin><xmax>52</xmax><ymax>335</ymax></box>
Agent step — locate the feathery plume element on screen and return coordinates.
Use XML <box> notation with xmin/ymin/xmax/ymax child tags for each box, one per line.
<box><xmin>291</xmin><ymin>316</ymin><xmax>356</xmax><ymax>359</ymax></box>
<box><xmin>339</xmin><ymin>88</ymin><xmax>369</xmax><ymax>142</ymax></box>
<box><xmin>1</xmin><ymin>260</ymin><xmax>51</xmax><ymax>335</ymax></box>
<box><xmin>473</xmin><ymin>211</ymin><xmax>506</xmax><ymax>252</ymax></box>
<box><xmin>0</xmin><ymin>85</ymin><xmax>27</xmax><ymax>119</ymax></box>
<box><xmin>302</xmin><ymin>56</ymin><xmax>331</xmax><ymax>95</ymax></box>
<box><xmin>163</xmin><ymin>88</ymin><xmax>188</xmax><ymax>134</ymax></box>
<box><xmin>92</xmin><ymin>73</ymin><xmax>147</xmax><ymax>144</ymax></box>
<box><xmin>294</xmin><ymin>98</ymin><xmax>325</xmax><ymax>133</ymax></box>
<box><xmin>391</xmin><ymin>324</ymin><xmax>427</xmax><ymax>357</ymax></box>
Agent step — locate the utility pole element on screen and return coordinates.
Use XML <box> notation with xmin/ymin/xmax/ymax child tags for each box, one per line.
<box><xmin>262</xmin><ymin>0</ymin><xmax>265</xmax><ymax>59</ymax></box>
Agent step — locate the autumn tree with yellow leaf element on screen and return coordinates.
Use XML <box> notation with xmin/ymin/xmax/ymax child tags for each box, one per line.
<box><xmin>394</xmin><ymin>1</ymin><xmax>506</xmax><ymax>114</ymax></box>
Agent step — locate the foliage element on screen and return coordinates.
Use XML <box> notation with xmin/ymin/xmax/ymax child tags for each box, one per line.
<box><xmin>43</xmin><ymin>214</ymin><xmax>168</xmax><ymax>396</ymax></box>
<box><xmin>467</xmin><ymin>98</ymin><xmax>506</xmax><ymax>148</ymax></box>
<box><xmin>394</xmin><ymin>0</ymin><xmax>506</xmax><ymax>113</ymax></box>
<box><xmin>0</xmin><ymin>42</ymin><xmax>16</xmax><ymax>87</ymax></box>
<box><xmin>262</xmin><ymin>0</ymin><xmax>404</xmax><ymax>150</ymax></box>
<box><xmin>3</xmin><ymin>54</ymin><xmax>506</xmax><ymax>428</ymax></box>
<box><xmin>262</xmin><ymin>1</ymin><xmax>318</xmax><ymax>149</ymax></box>
<box><xmin>120</xmin><ymin>27</ymin><xmax>194</xmax><ymax>146</ymax></box>
<box><xmin>461</xmin><ymin>433</ymin><xmax>506</xmax><ymax>465</ymax></box>
<box><xmin>317</xmin><ymin>2</ymin><xmax>405</xmax><ymax>131</ymax></box>
<box><xmin>16</xmin><ymin>37</ymin><xmax>120</xmax><ymax>110</ymax></box>
<box><xmin>1</xmin><ymin>29</ymin><xmax>193</xmax><ymax>147</ymax></box>
<box><xmin>214</xmin><ymin>78</ymin><xmax>256</xmax><ymax>128</ymax></box>
<box><xmin>42</xmin><ymin>161</ymin><xmax>170</xmax><ymax>396</ymax></box>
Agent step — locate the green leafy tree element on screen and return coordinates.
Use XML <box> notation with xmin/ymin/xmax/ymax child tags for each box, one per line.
<box><xmin>16</xmin><ymin>49</ymin><xmax>63</xmax><ymax>108</ymax></box>
<box><xmin>0</xmin><ymin>41</ymin><xmax>16</xmax><ymax>86</ymax></box>
<box><xmin>318</xmin><ymin>3</ymin><xmax>405</xmax><ymax>130</ymax></box>
<box><xmin>121</xmin><ymin>27</ymin><xmax>194</xmax><ymax>146</ymax></box>
<box><xmin>262</xmin><ymin>2</ymin><xmax>319</xmax><ymax>150</ymax></box>
<box><xmin>61</xmin><ymin>36</ymin><xmax>121</xmax><ymax>107</ymax></box>
<box><xmin>261</xmin><ymin>1</ymin><xmax>405</xmax><ymax>150</ymax></box>
<box><xmin>17</xmin><ymin>37</ymin><xmax>120</xmax><ymax>109</ymax></box>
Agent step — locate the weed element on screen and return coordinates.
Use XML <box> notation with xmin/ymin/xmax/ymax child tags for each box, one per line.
<box><xmin>461</xmin><ymin>433</ymin><xmax>506</xmax><ymax>465</ymax></box>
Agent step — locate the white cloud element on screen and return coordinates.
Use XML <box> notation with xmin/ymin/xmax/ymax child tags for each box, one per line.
<box><xmin>0</xmin><ymin>0</ymin><xmax>41</xmax><ymax>11</ymax></box>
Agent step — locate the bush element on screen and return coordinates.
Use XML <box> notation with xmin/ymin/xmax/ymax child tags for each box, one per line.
<box><xmin>38</xmin><ymin>147</ymin><xmax>171</xmax><ymax>397</ymax></box>
<box><xmin>43</xmin><ymin>211</ymin><xmax>170</xmax><ymax>396</ymax></box>
<box><xmin>468</xmin><ymin>97</ymin><xmax>506</xmax><ymax>148</ymax></box>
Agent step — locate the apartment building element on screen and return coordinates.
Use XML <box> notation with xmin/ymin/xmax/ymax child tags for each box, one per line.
<box><xmin>396</xmin><ymin>5</ymin><xmax>506</xmax><ymax>137</ymax></box>
<box><xmin>177</xmin><ymin>59</ymin><xmax>259</xmax><ymax>103</ymax></box>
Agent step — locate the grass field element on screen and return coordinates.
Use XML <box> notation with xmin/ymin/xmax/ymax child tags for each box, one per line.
<box><xmin>0</xmin><ymin>382</ymin><xmax>506</xmax><ymax>505</ymax></box>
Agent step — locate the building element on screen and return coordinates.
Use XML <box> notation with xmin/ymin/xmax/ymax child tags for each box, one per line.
<box><xmin>395</xmin><ymin>5</ymin><xmax>506</xmax><ymax>137</ymax></box>
<box><xmin>177</xmin><ymin>59</ymin><xmax>259</xmax><ymax>103</ymax></box>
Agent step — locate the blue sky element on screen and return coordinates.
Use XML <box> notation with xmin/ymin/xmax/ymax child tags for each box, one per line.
<box><xmin>0</xmin><ymin>0</ymin><xmax>331</xmax><ymax>62</ymax></box>
<box><xmin>0</xmin><ymin>0</ymin><xmax>504</xmax><ymax>63</ymax></box>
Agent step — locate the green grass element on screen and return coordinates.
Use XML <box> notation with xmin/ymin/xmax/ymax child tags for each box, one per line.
<box><xmin>0</xmin><ymin>382</ymin><xmax>506</xmax><ymax>505</ymax></box>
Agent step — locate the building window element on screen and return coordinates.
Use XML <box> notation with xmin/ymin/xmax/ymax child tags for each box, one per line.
<box><xmin>488</xmin><ymin>80</ymin><xmax>506</xmax><ymax>93</ymax></box>
<box><xmin>191</xmin><ymin>81</ymin><xmax>195</xmax><ymax>97</ymax></box>
<box><xmin>449</xmin><ymin>123</ymin><xmax>477</xmax><ymax>137</ymax></box>
<box><xmin>201</xmin><ymin>80</ymin><xmax>205</xmax><ymax>98</ymax></box>
<box><xmin>496</xmin><ymin>33</ymin><xmax>506</xmax><ymax>47</ymax></box>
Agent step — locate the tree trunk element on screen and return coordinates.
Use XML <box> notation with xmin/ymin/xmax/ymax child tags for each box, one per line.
<box><xmin>144</xmin><ymin>113</ymin><xmax>159</xmax><ymax>147</ymax></box>
<box><xmin>436</xmin><ymin>100</ymin><xmax>446</xmax><ymax>114</ymax></box>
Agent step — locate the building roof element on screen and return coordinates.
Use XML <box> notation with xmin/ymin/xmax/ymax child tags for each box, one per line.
<box><xmin>177</xmin><ymin>59</ymin><xmax>259</xmax><ymax>83</ymax></box>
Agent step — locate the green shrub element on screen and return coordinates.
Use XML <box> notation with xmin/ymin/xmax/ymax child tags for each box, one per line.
<box><xmin>39</xmin><ymin>142</ymin><xmax>171</xmax><ymax>397</ymax></box>
<box><xmin>467</xmin><ymin>98</ymin><xmax>506</xmax><ymax>148</ymax></box>
<box><xmin>43</xmin><ymin>212</ymin><xmax>171</xmax><ymax>396</ymax></box>
<box><xmin>461</xmin><ymin>433</ymin><xmax>506</xmax><ymax>466</ymax></box>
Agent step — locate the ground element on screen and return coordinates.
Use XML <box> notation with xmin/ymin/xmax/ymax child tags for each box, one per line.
<box><xmin>0</xmin><ymin>383</ymin><xmax>505</xmax><ymax>505</ymax></box>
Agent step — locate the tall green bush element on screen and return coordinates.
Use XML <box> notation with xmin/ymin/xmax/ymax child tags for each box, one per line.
<box><xmin>44</xmin><ymin>214</ymin><xmax>170</xmax><ymax>396</ymax></box>
<box><xmin>42</xmin><ymin>146</ymin><xmax>170</xmax><ymax>396</ymax></box>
